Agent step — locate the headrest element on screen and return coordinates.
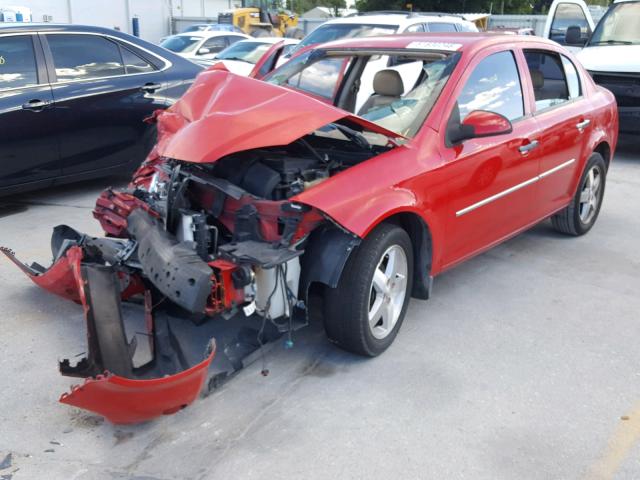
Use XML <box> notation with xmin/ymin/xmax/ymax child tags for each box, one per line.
<box><xmin>530</xmin><ymin>69</ymin><xmax>544</xmax><ymax>90</ymax></box>
<box><xmin>373</xmin><ymin>69</ymin><xmax>404</xmax><ymax>97</ymax></box>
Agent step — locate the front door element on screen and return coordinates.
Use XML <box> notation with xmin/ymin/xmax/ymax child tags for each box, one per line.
<box><xmin>440</xmin><ymin>49</ymin><xmax>542</xmax><ymax>268</ymax></box>
<box><xmin>42</xmin><ymin>33</ymin><xmax>167</xmax><ymax>176</ymax></box>
<box><xmin>0</xmin><ymin>33</ymin><xmax>60</xmax><ymax>188</ymax></box>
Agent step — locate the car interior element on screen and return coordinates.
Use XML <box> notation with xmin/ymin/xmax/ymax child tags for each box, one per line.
<box><xmin>525</xmin><ymin>50</ymin><xmax>571</xmax><ymax>110</ymax></box>
<box><xmin>267</xmin><ymin>50</ymin><xmax>459</xmax><ymax>139</ymax></box>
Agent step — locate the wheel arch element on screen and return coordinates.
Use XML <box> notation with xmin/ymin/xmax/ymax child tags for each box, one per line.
<box><xmin>593</xmin><ymin>141</ymin><xmax>612</xmax><ymax>171</ymax></box>
<box><xmin>366</xmin><ymin>209</ymin><xmax>435</xmax><ymax>300</ymax></box>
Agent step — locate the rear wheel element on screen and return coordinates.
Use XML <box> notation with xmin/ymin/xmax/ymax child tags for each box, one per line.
<box><xmin>324</xmin><ymin>223</ymin><xmax>413</xmax><ymax>357</ymax></box>
<box><xmin>551</xmin><ymin>152</ymin><xmax>606</xmax><ymax>236</ymax></box>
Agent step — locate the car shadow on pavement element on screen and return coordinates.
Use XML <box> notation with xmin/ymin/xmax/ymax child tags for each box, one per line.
<box><xmin>0</xmin><ymin>202</ymin><xmax>28</xmax><ymax>219</ymax></box>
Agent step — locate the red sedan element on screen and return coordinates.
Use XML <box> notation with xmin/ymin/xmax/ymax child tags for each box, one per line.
<box><xmin>4</xmin><ymin>33</ymin><xmax>618</xmax><ymax>423</ymax></box>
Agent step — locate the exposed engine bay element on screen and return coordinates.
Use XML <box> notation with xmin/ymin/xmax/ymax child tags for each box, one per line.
<box><xmin>1</xmin><ymin>113</ymin><xmax>394</xmax><ymax>423</ymax></box>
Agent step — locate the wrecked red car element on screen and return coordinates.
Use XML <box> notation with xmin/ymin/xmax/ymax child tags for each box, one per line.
<box><xmin>3</xmin><ymin>33</ymin><xmax>618</xmax><ymax>424</ymax></box>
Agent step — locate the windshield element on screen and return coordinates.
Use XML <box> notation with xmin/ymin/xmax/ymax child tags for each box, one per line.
<box><xmin>216</xmin><ymin>41</ymin><xmax>271</xmax><ymax>63</ymax></box>
<box><xmin>265</xmin><ymin>50</ymin><xmax>460</xmax><ymax>139</ymax></box>
<box><xmin>589</xmin><ymin>2</ymin><xmax>640</xmax><ymax>45</ymax></box>
<box><xmin>160</xmin><ymin>35</ymin><xmax>203</xmax><ymax>53</ymax></box>
<box><xmin>291</xmin><ymin>23</ymin><xmax>397</xmax><ymax>54</ymax></box>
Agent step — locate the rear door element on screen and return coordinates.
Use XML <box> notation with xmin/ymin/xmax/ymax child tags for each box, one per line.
<box><xmin>41</xmin><ymin>32</ymin><xmax>169</xmax><ymax>176</ymax></box>
<box><xmin>0</xmin><ymin>33</ymin><xmax>60</xmax><ymax>188</ymax></box>
<box><xmin>543</xmin><ymin>0</ymin><xmax>595</xmax><ymax>52</ymax></box>
<box><xmin>522</xmin><ymin>48</ymin><xmax>589</xmax><ymax>216</ymax></box>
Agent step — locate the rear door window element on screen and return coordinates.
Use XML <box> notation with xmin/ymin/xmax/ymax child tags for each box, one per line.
<box><xmin>456</xmin><ymin>50</ymin><xmax>524</xmax><ymax>121</ymax></box>
<box><xmin>0</xmin><ymin>35</ymin><xmax>39</xmax><ymax>90</ymax></box>
<box><xmin>427</xmin><ymin>23</ymin><xmax>458</xmax><ymax>32</ymax></box>
<box><xmin>47</xmin><ymin>34</ymin><xmax>125</xmax><ymax>81</ymax></box>
<box><xmin>200</xmin><ymin>36</ymin><xmax>226</xmax><ymax>54</ymax></box>
<box><xmin>524</xmin><ymin>50</ymin><xmax>570</xmax><ymax>110</ymax></box>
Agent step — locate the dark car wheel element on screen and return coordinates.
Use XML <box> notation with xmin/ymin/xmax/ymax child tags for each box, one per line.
<box><xmin>324</xmin><ymin>223</ymin><xmax>414</xmax><ymax>357</ymax></box>
<box><xmin>551</xmin><ymin>152</ymin><xmax>607</xmax><ymax>236</ymax></box>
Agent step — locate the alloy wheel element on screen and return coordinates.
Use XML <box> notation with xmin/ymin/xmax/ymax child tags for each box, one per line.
<box><xmin>367</xmin><ymin>245</ymin><xmax>409</xmax><ymax>340</ymax></box>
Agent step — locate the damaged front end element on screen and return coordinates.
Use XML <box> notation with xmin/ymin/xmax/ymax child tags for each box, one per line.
<box><xmin>3</xmin><ymin>70</ymin><xmax>401</xmax><ymax>424</ymax></box>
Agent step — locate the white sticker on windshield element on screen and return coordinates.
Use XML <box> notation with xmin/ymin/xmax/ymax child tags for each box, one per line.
<box><xmin>406</xmin><ymin>41</ymin><xmax>463</xmax><ymax>51</ymax></box>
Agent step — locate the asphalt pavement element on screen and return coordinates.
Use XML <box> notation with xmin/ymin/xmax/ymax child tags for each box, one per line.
<box><xmin>0</xmin><ymin>137</ymin><xmax>638</xmax><ymax>480</ymax></box>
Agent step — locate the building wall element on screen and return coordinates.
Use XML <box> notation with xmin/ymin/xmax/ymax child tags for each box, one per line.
<box><xmin>2</xmin><ymin>0</ymin><xmax>235</xmax><ymax>42</ymax></box>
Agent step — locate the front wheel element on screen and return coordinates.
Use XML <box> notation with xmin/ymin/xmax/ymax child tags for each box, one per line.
<box><xmin>551</xmin><ymin>152</ymin><xmax>607</xmax><ymax>236</ymax></box>
<box><xmin>324</xmin><ymin>223</ymin><xmax>414</xmax><ymax>357</ymax></box>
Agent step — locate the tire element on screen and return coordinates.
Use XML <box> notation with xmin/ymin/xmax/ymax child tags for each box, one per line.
<box><xmin>324</xmin><ymin>223</ymin><xmax>414</xmax><ymax>357</ymax></box>
<box><xmin>551</xmin><ymin>152</ymin><xmax>607</xmax><ymax>236</ymax></box>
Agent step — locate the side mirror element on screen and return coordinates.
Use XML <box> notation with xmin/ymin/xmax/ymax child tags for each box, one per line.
<box><xmin>197</xmin><ymin>47</ymin><xmax>211</xmax><ymax>55</ymax></box>
<box><xmin>565</xmin><ymin>25</ymin><xmax>585</xmax><ymax>45</ymax></box>
<box><xmin>448</xmin><ymin>110</ymin><xmax>513</xmax><ymax>145</ymax></box>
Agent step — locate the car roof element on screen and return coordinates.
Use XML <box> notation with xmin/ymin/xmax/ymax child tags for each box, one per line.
<box><xmin>0</xmin><ymin>23</ymin><xmax>129</xmax><ymax>34</ymax></box>
<box><xmin>315</xmin><ymin>32</ymin><xmax>560</xmax><ymax>53</ymax></box>
<box><xmin>235</xmin><ymin>37</ymin><xmax>299</xmax><ymax>45</ymax></box>
<box><xmin>320</xmin><ymin>13</ymin><xmax>472</xmax><ymax>27</ymax></box>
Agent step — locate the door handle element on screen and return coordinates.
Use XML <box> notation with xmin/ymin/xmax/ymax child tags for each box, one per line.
<box><xmin>576</xmin><ymin>119</ymin><xmax>591</xmax><ymax>131</ymax></box>
<box><xmin>141</xmin><ymin>82</ymin><xmax>162</xmax><ymax>93</ymax></box>
<box><xmin>22</xmin><ymin>99</ymin><xmax>51</xmax><ymax>111</ymax></box>
<box><xmin>518</xmin><ymin>140</ymin><xmax>539</xmax><ymax>154</ymax></box>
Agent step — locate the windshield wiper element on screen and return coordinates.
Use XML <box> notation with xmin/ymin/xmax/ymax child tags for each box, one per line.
<box><xmin>589</xmin><ymin>40</ymin><xmax>633</xmax><ymax>45</ymax></box>
<box><xmin>329</xmin><ymin>123</ymin><xmax>371</xmax><ymax>150</ymax></box>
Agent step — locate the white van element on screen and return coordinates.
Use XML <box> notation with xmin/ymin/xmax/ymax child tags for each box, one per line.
<box><xmin>544</xmin><ymin>0</ymin><xmax>640</xmax><ymax>133</ymax></box>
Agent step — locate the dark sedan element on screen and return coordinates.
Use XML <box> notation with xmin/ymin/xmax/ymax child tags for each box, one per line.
<box><xmin>0</xmin><ymin>24</ymin><xmax>203</xmax><ymax>195</ymax></box>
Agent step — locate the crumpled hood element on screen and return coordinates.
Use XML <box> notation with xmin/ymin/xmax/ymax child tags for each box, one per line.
<box><xmin>577</xmin><ymin>45</ymin><xmax>640</xmax><ymax>73</ymax></box>
<box><xmin>156</xmin><ymin>69</ymin><xmax>403</xmax><ymax>164</ymax></box>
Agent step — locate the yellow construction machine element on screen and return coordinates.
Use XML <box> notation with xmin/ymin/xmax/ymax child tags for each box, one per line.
<box><xmin>218</xmin><ymin>0</ymin><xmax>304</xmax><ymax>38</ymax></box>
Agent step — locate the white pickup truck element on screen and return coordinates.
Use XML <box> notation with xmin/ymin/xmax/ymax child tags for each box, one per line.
<box><xmin>543</xmin><ymin>0</ymin><xmax>640</xmax><ymax>134</ymax></box>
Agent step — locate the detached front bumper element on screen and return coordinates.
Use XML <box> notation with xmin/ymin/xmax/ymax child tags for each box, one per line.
<box><xmin>2</xmin><ymin>240</ymin><xmax>217</xmax><ymax>424</ymax></box>
<box><xmin>2</xmin><ymin>209</ymin><xmax>287</xmax><ymax>424</ymax></box>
